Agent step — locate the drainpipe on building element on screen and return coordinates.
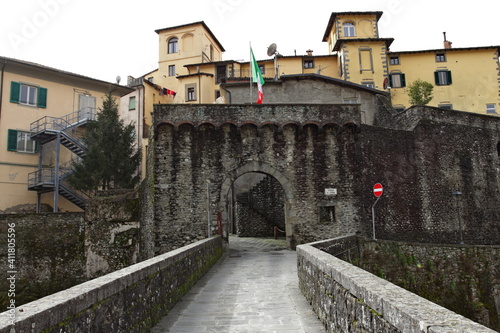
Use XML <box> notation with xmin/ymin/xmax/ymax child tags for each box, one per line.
<box><xmin>220</xmin><ymin>84</ymin><xmax>231</xmax><ymax>104</ymax></box>
<box><xmin>0</xmin><ymin>60</ymin><xmax>7</xmax><ymax>120</ymax></box>
<box><xmin>137</xmin><ymin>84</ymin><xmax>143</xmax><ymax>178</ymax></box>
<box><xmin>198</xmin><ymin>66</ymin><xmax>201</xmax><ymax>104</ymax></box>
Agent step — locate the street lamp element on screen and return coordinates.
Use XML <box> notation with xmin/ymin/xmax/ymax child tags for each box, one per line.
<box><xmin>452</xmin><ymin>190</ymin><xmax>464</xmax><ymax>244</ymax></box>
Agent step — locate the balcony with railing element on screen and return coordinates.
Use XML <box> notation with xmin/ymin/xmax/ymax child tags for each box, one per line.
<box><xmin>28</xmin><ymin>162</ymin><xmax>91</xmax><ymax>209</ymax></box>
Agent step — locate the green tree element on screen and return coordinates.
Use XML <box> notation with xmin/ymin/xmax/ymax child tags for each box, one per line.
<box><xmin>69</xmin><ymin>92</ymin><xmax>141</xmax><ymax>191</ymax></box>
<box><xmin>408</xmin><ymin>79</ymin><xmax>434</xmax><ymax>105</ymax></box>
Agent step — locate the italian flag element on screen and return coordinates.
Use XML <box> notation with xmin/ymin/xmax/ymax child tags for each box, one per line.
<box><xmin>250</xmin><ymin>47</ymin><xmax>264</xmax><ymax>104</ymax></box>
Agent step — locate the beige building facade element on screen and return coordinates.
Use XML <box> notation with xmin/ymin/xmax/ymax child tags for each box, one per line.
<box><xmin>129</xmin><ymin>13</ymin><xmax>498</xmax><ymax>116</ymax></box>
<box><xmin>0</xmin><ymin>56</ymin><xmax>132</xmax><ymax>212</ymax></box>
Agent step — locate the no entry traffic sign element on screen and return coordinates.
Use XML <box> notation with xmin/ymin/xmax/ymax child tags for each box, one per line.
<box><xmin>373</xmin><ymin>183</ymin><xmax>383</xmax><ymax>197</ymax></box>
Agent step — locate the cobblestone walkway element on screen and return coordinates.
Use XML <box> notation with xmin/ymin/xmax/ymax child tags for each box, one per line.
<box><xmin>151</xmin><ymin>236</ymin><xmax>326</xmax><ymax>333</ymax></box>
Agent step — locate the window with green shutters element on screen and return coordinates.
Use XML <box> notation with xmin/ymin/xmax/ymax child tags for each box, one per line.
<box><xmin>7</xmin><ymin>129</ymin><xmax>18</xmax><ymax>151</ymax></box>
<box><xmin>434</xmin><ymin>70</ymin><xmax>452</xmax><ymax>86</ymax></box>
<box><xmin>7</xmin><ymin>129</ymin><xmax>37</xmax><ymax>153</ymax></box>
<box><xmin>389</xmin><ymin>73</ymin><xmax>406</xmax><ymax>88</ymax></box>
<box><xmin>10</xmin><ymin>81</ymin><xmax>47</xmax><ymax>108</ymax></box>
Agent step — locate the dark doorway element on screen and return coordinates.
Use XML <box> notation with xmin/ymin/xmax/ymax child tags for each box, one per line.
<box><xmin>228</xmin><ymin>172</ymin><xmax>286</xmax><ymax>239</ymax></box>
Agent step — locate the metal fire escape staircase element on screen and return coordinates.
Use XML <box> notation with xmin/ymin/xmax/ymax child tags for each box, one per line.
<box><xmin>28</xmin><ymin>108</ymin><xmax>95</xmax><ymax>211</ymax></box>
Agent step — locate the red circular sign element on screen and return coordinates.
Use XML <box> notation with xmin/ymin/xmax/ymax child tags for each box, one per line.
<box><xmin>373</xmin><ymin>183</ymin><xmax>383</xmax><ymax>197</ymax></box>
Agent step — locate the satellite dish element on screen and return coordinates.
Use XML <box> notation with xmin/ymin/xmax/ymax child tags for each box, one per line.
<box><xmin>116</xmin><ymin>76</ymin><xmax>121</xmax><ymax>84</ymax></box>
<box><xmin>267</xmin><ymin>43</ymin><xmax>277</xmax><ymax>57</ymax></box>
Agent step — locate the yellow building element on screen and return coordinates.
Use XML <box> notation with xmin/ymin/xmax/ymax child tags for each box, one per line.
<box><xmin>131</xmin><ymin>13</ymin><xmax>498</xmax><ymax>117</ymax></box>
<box><xmin>0</xmin><ymin>56</ymin><xmax>132</xmax><ymax>212</ymax></box>
<box><xmin>322</xmin><ymin>11</ymin><xmax>394</xmax><ymax>91</ymax></box>
<box><xmin>388</xmin><ymin>46</ymin><xmax>500</xmax><ymax>113</ymax></box>
<box><xmin>123</xmin><ymin>13</ymin><xmax>499</xmax><ymax>183</ymax></box>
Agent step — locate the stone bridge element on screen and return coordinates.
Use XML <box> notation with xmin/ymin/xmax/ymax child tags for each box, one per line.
<box><xmin>1</xmin><ymin>236</ymin><xmax>496</xmax><ymax>332</ymax></box>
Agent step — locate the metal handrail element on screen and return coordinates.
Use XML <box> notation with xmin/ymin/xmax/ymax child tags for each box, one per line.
<box><xmin>30</xmin><ymin>107</ymin><xmax>97</xmax><ymax>136</ymax></box>
<box><xmin>61</xmin><ymin>107</ymin><xmax>97</xmax><ymax>127</ymax></box>
<box><xmin>28</xmin><ymin>168</ymin><xmax>55</xmax><ymax>188</ymax></box>
<box><xmin>28</xmin><ymin>164</ymin><xmax>92</xmax><ymax>202</ymax></box>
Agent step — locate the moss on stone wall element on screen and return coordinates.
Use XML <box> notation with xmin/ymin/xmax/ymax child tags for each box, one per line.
<box><xmin>355</xmin><ymin>239</ymin><xmax>499</xmax><ymax>331</ymax></box>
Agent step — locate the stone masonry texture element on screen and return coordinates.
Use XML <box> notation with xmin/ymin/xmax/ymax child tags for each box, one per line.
<box><xmin>0</xmin><ymin>236</ymin><xmax>223</xmax><ymax>333</ymax></box>
<box><xmin>152</xmin><ymin>103</ymin><xmax>500</xmax><ymax>253</ymax></box>
<box><xmin>297</xmin><ymin>237</ymin><xmax>497</xmax><ymax>333</ymax></box>
<box><xmin>316</xmin><ymin>236</ymin><xmax>499</xmax><ymax>331</ymax></box>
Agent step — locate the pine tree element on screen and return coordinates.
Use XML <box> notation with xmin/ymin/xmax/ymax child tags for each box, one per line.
<box><xmin>68</xmin><ymin>92</ymin><xmax>141</xmax><ymax>191</ymax></box>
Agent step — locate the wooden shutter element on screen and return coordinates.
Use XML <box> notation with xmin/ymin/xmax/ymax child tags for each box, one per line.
<box><xmin>37</xmin><ymin>87</ymin><xmax>47</xmax><ymax>108</ymax></box>
<box><xmin>10</xmin><ymin>82</ymin><xmax>20</xmax><ymax>103</ymax></box>
<box><xmin>400</xmin><ymin>74</ymin><xmax>406</xmax><ymax>87</ymax></box>
<box><xmin>434</xmin><ymin>71</ymin><xmax>441</xmax><ymax>85</ymax></box>
<box><xmin>7</xmin><ymin>129</ymin><xmax>18</xmax><ymax>151</ymax></box>
<box><xmin>447</xmin><ymin>71</ymin><xmax>452</xmax><ymax>85</ymax></box>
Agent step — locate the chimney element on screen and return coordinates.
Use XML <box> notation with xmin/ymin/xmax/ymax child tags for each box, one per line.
<box><xmin>443</xmin><ymin>32</ymin><xmax>452</xmax><ymax>49</ymax></box>
<box><xmin>306</xmin><ymin>49</ymin><xmax>313</xmax><ymax>56</ymax></box>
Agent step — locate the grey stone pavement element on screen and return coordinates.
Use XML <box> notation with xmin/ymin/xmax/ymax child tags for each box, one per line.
<box><xmin>151</xmin><ymin>236</ymin><xmax>326</xmax><ymax>333</ymax></box>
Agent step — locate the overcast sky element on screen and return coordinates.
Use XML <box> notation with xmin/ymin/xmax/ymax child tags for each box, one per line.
<box><xmin>1</xmin><ymin>0</ymin><xmax>498</xmax><ymax>84</ymax></box>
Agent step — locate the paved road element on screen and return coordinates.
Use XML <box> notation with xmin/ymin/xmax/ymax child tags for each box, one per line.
<box><xmin>152</xmin><ymin>236</ymin><xmax>326</xmax><ymax>333</ymax></box>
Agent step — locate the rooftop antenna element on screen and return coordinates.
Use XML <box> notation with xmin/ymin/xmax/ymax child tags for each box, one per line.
<box><xmin>267</xmin><ymin>43</ymin><xmax>281</xmax><ymax>80</ymax></box>
<box><xmin>317</xmin><ymin>65</ymin><xmax>329</xmax><ymax>75</ymax></box>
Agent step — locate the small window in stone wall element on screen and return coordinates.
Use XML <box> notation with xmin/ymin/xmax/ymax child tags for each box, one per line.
<box><xmin>319</xmin><ymin>206</ymin><xmax>336</xmax><ymax>223</ymax></box>
<box><xmin>497</xmin><ymin>141</ymin><xmax>500</xmax><ymax>158</ymax></box>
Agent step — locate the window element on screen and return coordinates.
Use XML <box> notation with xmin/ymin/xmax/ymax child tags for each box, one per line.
<box><xmin>10</xmin><ymin>82</ymin><xmax>47</xmax><ymax>108</ymax></box>
<box><xmin>390</xmin><ymin>56</ymin><xmax>400</xmax><ymax>65</ymax></box>
<box><xmin>168</xmin><ymin>37</ymin><xmax>178</xmax><ymax>54</ymax></box>
<box><xmin>343</xmin><ymin>98</ymin><xmax>358</xmax><ymax>104</ymax></box>
<box><xmin>438</xmin><ymin>103</ymin><xmax>453</xmax><ymax>110</ymax></box>
<box><xmin>362</xmin><ymin>81</ymin><xmax>374</xmax><ymax>88</ymax></box>
<box><xmin>7</xmin><ymin>129</ymin><xmax>37</xmax><ymax>153</ymax></box>
<box><xmin>169</xmin><ymin>65</ymin><xmax>176</xmax><ymax>77</ymax></box>
<box><xmin>186</xmin><ymin>84</ymin><xmax>197</xmax><ymax>102</ymax></box>
<box><xmin>20</xmin><ymin>85</ymin><xmax>37</xmax><ymax>106</ymax></box>
<box><xmin>359</xmin><ymin>49</ymin><xmax>373</xmax><ymax>72</ymax></box>
<box><xmin>303</xmin><ymin>60</ymin><xmax>314</xmax><ymax>69</ymax></box>
<box><xmin>389</xmin><ymin>73</ymin><xmax>406</xmax><ymax>88</ymax></box>
<box><xmin>486</xmin><ymin>104</ymin><xmax>496</xmax><ymax>114</ymax></box>
<box><xmin>343</xmin><ymin>22</ymin><xmax>355</xmax><ymax>37</ymax></box>
<box><xmin>435</xmin><ymin>70</ymin><xmax>452</xmax><ymax>86</ymax></box>
<box><xmin>259</xmin><ymin>65</ymin><xmax>265</xmax><ymax>74</ymax></box>
<box><xmin>187</xmin><ymin>88</ymin><xmax>195</xmax><ymax>101</ymax></box>
<box><xmin>319</xmin><ymin>206</ymin><xmax>336</xmax><ymax>223</ymax></box>
<box><xmin>216</xmin><ymin>65</ymin><xmax>227</xmax><ymax>84</ymax></box>
<box><xmin>435</xmin><ymin>53</ymin><xmax>446</xmax><ymax>62</ymax></box>
<box><xmin>129</xmin><ymin>96</ymin><xmax>136</xmax><ymax>111</ymax></box>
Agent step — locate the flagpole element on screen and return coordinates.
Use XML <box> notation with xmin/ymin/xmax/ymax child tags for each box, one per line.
<box><xmin>249</xmin><ymin>42</ymin><xmax>252</xmax><ymax>104</ymax></box>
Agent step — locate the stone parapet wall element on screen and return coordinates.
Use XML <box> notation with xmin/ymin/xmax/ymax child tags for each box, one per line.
<box><xmin>0</xmin><ymin>213</ymin><xmax>87</xmax><ymax>307</ymax></box>
<box><xmin>297</xmin><ymin>237</ymin><xmax>497</xmax><ymax>333</ymax></box>
<box><xmin>0</xmin><ymin>236</ymin><xmax>224</xmax><ymax>332</ymax></box>
<box><xmin>0</xmin><ymin>193</ymin><xmax>142</xmax><ymax>308</ymax></box>
<box><xmin>154</xmin><ymin>104</ymin><xmax>362</xmax><ymax>129</ymax></box>
<box><xmin>356</xmin><ymin>239</ymin><xmax>500</xmax><ymax>330</ymax></box>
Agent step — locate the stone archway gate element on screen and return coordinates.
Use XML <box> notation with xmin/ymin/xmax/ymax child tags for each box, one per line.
<box><xmin>152</xmin><ymin>104</ymin><xmax>364</xmax><ymax>253</ymax></box>
<box><xmin>149</xmin><ymin>103</ymin><xmax>500</xmax><ymax>256</ymax></box>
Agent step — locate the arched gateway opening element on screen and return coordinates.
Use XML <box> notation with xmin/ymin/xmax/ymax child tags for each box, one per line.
<box><xmin>219</xmin><ymin>162</ymin><xmax>297</xmax><ymax>249</ymax></box>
